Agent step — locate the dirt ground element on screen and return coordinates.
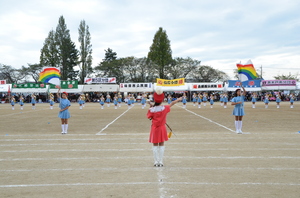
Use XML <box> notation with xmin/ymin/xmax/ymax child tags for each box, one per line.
<box><xmin>0</xmin><ymin>101</ymin><xmax>299</xmax><ymax>198</ymax></box>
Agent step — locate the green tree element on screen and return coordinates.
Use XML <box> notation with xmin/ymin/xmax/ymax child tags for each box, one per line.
<box><xmin>55</xmin><ymin>15</ymin><xmax>79</xmax><ymax>80</ymax></box>
<box><xmin>168</xmin><ymin>57</ymin><xmax>200</xmax><ymax>79</ymax></box>
<box><xmin>0</xmin><ymin>64</ymin><xmax>25</xmax><ymax>83</ymax></box>
<box><xmin>21</xmin><ymin>63</ymin><xmax>43</xmax><ymax>83</ymax></box>
<box><xmin>78</xmin><ymin>20</ymin><xmax>93</xmax><ymax>84</ymax></box>
<box><xmin>191</xmin><ymin>65</ymin><xmax>229</xmax><ymax>82</ymax></box>
<box><xmin>40</xmin><ymin>30</ymin><xmax>59</xmax><ymax>67</ymax></box>
<box><xmin>273</xmin><ymin>73</ymin><xmax>299</xmax><ymax>80</ymax></box>
<box><xmin>147</xmin><ymin>27</ymin><xmax>172</xmax><ymax>79</ymax></box>
<box><xmin>103</xmin><ymin>48</ymin><xmax>117</xmax><ymax>62</ymax></box>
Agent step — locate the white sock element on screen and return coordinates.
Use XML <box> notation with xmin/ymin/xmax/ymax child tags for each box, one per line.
<box><xmin>210</xmin><ymin>105</ymin><xmax>213</xmax><ymax>108</ymax></box>
<box><xmin>198</xmin><ymin>105</ymin><xmax>201</xmax><ymax>108</ymax></box>
<box><xmin>64</xmin><ymin>124</ymin><xmax>68</xmax><ymax>133</ymax></box>
<box><xmin>115</xmin><ymin>106</ymin><xmax>117</xmax><ymax>109</ymax></box>
<box><xmin>80</xmin><ymin>106</ymin><xmax>82</xmax><ymax>109</ymax></box>
<box><xmin>224</xmin><ymin>105</ymin><xmax>227</xmax><ymax>108</ymax></box>
<box><xmin>239</xmin><ymin>121</ymin><xmax>243</xmax><ymax>132</ymax></box>
<box><xmin>152</xmin><ymin>146</ymin><xmax>159</xmax><ymax>165</ymax></box>
<box><xmin>21</xmin><ymin>106</ymin><xmax>23</xmax><ymax>110</ymax></box>
<box><xmin>159</xmin><ymin>146</ymin><xmax>165</xmax><ymax>165</ymax></box>
<box><xmin>235</xmin><ymin>121</ymin><xmax>239</xmax><ymax>132</ymax></box>
<box><xmin>61</xmin><ymin>125</ymin><xmax>65</xmax><ymax>133</ymax></box>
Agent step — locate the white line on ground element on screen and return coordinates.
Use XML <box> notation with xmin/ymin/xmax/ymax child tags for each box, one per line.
<box><xmin>0</xmin><ymin>156</ymin><xmax>299</xmax><ymax>161</ymax></box>
<box><xmin>0</xmin><ymin>182</ymin><xmax>299</xmax><ymax>188</ymax></box>
<box><xmin>176</xmin><ymin>105</ymin><xmax>237</xmax><ymax>133</ymax></box>
<box><xmin>1</xmin><ymin>167</ymin><xmax>299</xmax><ymax>172</ymax></box>
<box><xmin>96</xmin><ymin>107</ymin><xmax>132</xmax><ymax>135</ymax></box>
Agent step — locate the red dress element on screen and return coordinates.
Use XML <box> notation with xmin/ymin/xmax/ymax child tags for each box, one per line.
<box><xmin>147</xmin><ymin>105</ymin><xmax>170</xmax><ymax>143</ymax></box>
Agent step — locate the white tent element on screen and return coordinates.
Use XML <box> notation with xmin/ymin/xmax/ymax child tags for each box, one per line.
<box><xmin>82</xmin><ymin>84</ymin><xmax>118</xmax><ymax>92</ymax></box>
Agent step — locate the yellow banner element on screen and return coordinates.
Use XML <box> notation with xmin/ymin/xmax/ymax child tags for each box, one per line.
<box><xmin>156</xmin><ymin>78</ymin><xmax>185</xmax><ymax>87</ymax></box>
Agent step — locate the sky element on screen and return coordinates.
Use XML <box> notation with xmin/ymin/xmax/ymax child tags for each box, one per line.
<box><xmin>0</xmin><ymin>0</ymin><xmax>299</xmax><ymax>80</ymax></box>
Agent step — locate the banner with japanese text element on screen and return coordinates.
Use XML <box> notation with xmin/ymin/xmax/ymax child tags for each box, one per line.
<box><xmin>156</xmin><ymin>78</ymin><xmax>185</xmax><ymax>87</ymax></box>
<box><xmin>228</xmin><ymin>80</ymin><xmax>261</xmax><ymax>88</ymax></box>
<box><xmin>50</xmin><ymin>80</ymin><xmax>78</xmax><ymax>89</ymax></box>
<box><xmin>12</xmin><ymin>83</ymin><xmax>46</xmax><ymax>89</ymax></box>
<box><xmin>84</xmin><ymin>77</ymin><xmax>116</xmax><ymax>84</ymax></box>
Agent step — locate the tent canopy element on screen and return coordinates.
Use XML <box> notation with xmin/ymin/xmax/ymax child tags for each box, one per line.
<box><xmin>82</xmin><ymin>84</ymin><xmax>118</xmax><ymax>92</ymax></box>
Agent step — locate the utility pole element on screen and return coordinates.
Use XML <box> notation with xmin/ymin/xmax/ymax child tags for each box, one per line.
<box><xmin>260</xmin><ymin>65</ymin><xmax>263</xmax><ymax>79</ymax></box>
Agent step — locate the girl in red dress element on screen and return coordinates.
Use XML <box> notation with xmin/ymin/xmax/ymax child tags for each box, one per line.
<box><xmin>147</xmin><ymin>88</ymin><xmax>182</xmax><ymax>167</ymax></box>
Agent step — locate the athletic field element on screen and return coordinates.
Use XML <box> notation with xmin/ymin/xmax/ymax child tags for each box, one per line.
<box><xmin>0</xmin><ymin>101</ymin><xmax>299</xmax><ymax>198</ymax></box>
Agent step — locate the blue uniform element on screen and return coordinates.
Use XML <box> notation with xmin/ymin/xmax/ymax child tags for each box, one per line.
<box><xmin>141</xmin><ymin>97</ymin><xmax>146</xmax><ymax>105</ymax></box>
<box><xmin>182</xmin><ymin>97</ymin><xmax>187</xmax><ymax>103</ymax></box>
<box><xmin>264</xmin><ymin>97</ymin><xmax>269</xmax><ymax>104</ymax></box>
<box><xmin>19</xmin><ymin>99</ymin><xmax>24</xmax><ymax>106</ymax></box>
<box><xmin>78</xmin><ymin>98</ymin><xmax>84</xmax><ymax>105</ymax></box>
<box><xmin>58</xmin><ymin>98</ymin><xmax>71</xmax><ymax>119</ymax></box>
<box><xmin>11</xmin><ymin>100</ymin><xmax>15</xmax><ymax>106</ymax></box>
<box><xmin>118</xmin><ymin>97</ymin><xmax>122</xmax><ymax>103</ymax></box>
<box><xmin>276</xmin><ymin>95</ymin><xmax>281</xmax><ymax>103</ymax></box>
<box><xmin>223</xmin><ymin>96</ymin><xmax>228</xmax><ymax>103</ymax></box>
<box><xmin>99</xmin><ymin>98</ymin><xmax>105</xmax><ymax>105</ymax></box>
<box><xmin>231</xmin><ymin>96</ymin><xmax>245</xmax><ymax>116</ymax></box>
<box><xmin>202</xmin><ymin>96</ymin><xmax>207</xmax><ymax>102</ymax></box>
<box><xmin>290</xmin><ymin>96</ymin><xmax>294</xmax><ymax>103</ymax></box>
<box><xmin>192</xmin><ymin>96</ymin><xmax>197</xmax><ymax>102</ymax></box>
<box><xmin>106</xmin><ymin>98</ymin><xmax>111</xmax><ymax>103</ymax></box>
<box><xmin>251</xmin><ymin>96</ymin><xmax>257</xmax><ymax>103</ymax></box>
<box><xmin>50</xmin><ymin>100</ymin><xmax>54</xmax><ymax>105</ymax></box>
<box><xmin>31</xmin><ymin>97</ymin><xmax>36</xmax><ymax>104</ymax></box>
<box><xmin>220</xmin><ymin>96</ymin><xmax>224</xmax><ymax>102</ymax></box>
<box><xmin>167</xmin><ymin>98</ymin><xmax>172</xmax><ymax>104</ymax></box>
<box><xmin>113</xmin><ymin>98</ymin><xmax>118</xmax><ymax>105</ymax></box>
<box><xmin>210</xmin><ymin>97</ymin><xmax>214</xmax><ymax>105</ymax></box>
<box><xmin>127</xmin><ymin>99</ymin><xmax>132</xmax><ymax>105</ymax></box>
<box><xmin>197</xmin><ymin>97</ymin><xmax>202</xmax><ymax>103</ymax></box>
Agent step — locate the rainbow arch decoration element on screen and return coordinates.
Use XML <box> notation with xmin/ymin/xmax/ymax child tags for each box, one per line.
<box><xmin>38</xmin><ymin>67</ymin><xmax>61</xmax><ymax>86</ymax></box>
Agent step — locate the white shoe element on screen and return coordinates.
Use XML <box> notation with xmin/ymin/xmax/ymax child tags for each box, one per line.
<box><xmin>237</xmin><ymin>130</ymin><xmax>242</xmax><ymax>134</ymax></box>
<box><xmin>61</xmin><ymin>131</ymin><xmax>64</xmax><ymax>134</ymax></box>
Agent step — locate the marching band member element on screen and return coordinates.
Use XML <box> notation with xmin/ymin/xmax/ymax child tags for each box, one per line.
<box><xmin>57</xmin><ymin>89</ymin><xmax>71</xmax><ymax>134</ymax></box>
<box><xmin>19</xmin><ymin>95</ymin><xmax>24</xmax><ymax>110</ymax></box>
<box><xmin>127</xmin><ymin>94</ymin><xmax>132</xmax><ymax>109</ymax></box>
<box><xmin>10</xmin><ymin>96</ymin><xmax>15</xmax><ymax>110</ymax></box>
<box><xmin>113</xmin><ymin>95</ymin><xmax>118</xmax><ymax>109</ymax></box>
<box><xmin>202</xmin><ymin>92</ymin><xmax>208</xmax><ymax>106</ymax></box>
<box><xmin>147</xmin><ymin>87</ymin><xmax>182</xmax><ymax>167</ymax></box>
<box><xmin>78</xmin><ymin>94</ymin><xmax>84</xmax><ymax>109</ymax></box>
<box><xmin>290</xmin><ymin>93</ymin><xmax>295</xmax><ymax>108</ymax></box>
<box><xmin>220</xmin><ymin>93</ymin><xmax>224</xmax><ymax>106</ymax></box>
<box><xmin>118</xmin><ymin>93</ymin><xmax>122</xmax><ymax>107</ymax></box>
<box><xmin>276</xmin><ymin>92</ymin><xmax>281</xmax><ymax>108</ymax></box>
<box><xmin>167</xmin><ymin>94</ymin><xmax>172</xmax><ymax>104</ymax></box>
<box><xmin>264</xmin><ymin>93</ymin><xmax>269</xmax><ymax>108</ymax></box>
<box><xmin>231</xmin><ymin>86</ymin><xmax>246</xmax><ymax>134</ymax></box>
<box><xmin>99</xmin><ymin>95</ymin><xmax>105</xmax><ymax>109</ymax></box>
<box><xmin>49</xmin><ymin>93</ymin><xmax>55</xmax><ymax>109</ymax></box>
<box><xmin>31</xmin><ymin>94</ymin><xmax>36</xmax><ymax>110</ymax></box>
<box><xmin>223</xmin><ymin>93</ymin><xmax>228</xmax><ymax>108</ymax></box>
<box><xmin>251</xmin><ymin>92</ymin><xmax>258</xmax><ymax>108</ymax></box>
<box><xmin>197</xmin><ymin>93</ymin><xmax>203</xmax><ymax>108</ymax></box>
<box><xmin>141</xmin><ymin>93</ymin><xmax>147</xmax><ymax>109</ymax></box>
<box><xmin>130</xmin><ymin>94</ymin><xmax>135</xmax><ymax>107</ymax></box>
<box><xmin>192</xmin><ymin>93</ymin><xmax>197</xmax><ymax>106</ymax></box>
<box><xmin>209</xmin><ymin>94</ymin><xmax>214</xmax><ymax>108</ymax></box>
<box><xmin>106</xmin><ymin>94</ymin><xmax>111</xmax><ymax>107</ymax></box>
<box><xmin>182</xmin><ymin>93</ymin><xmax>187</xmax><ymax>108</ymax></box>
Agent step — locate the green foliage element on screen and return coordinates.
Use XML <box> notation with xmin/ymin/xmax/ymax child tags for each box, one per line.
<box><xmin>168</xmin><ymin>57</ymin><xmax>200</xmax><ymax>79</ymax></box>
<box><xmin>55</xmin><ymin>16</ymin><xmax>79</xmax><ymax>80</ymax></box>
<box><xmin>78</xmin><ymin>20</ymin><xmax>93</xmax><ymax>84</ymax></box>
<box><xmin>273</xmin><ymin>73</ymin><xmax>299</xmax><ymax>80</ymax></box>
<box><xmin>147</xmin><ymin>27</ymin><xmax>172</xmax><ymax>79</ymax></box>
<box><xmin>191</xmin><ymin>65</ymin><xmax>229</xmax><ymax>82</ymax></box>
<box><xmin>40</xmin><ymin>30</ymin><xmax>59</xmax><ymax>67</ymax></box>
<box><xmin>103</xmin><ymin>48</ymin><xmax>117</xmax><ymax>62</ymax></box>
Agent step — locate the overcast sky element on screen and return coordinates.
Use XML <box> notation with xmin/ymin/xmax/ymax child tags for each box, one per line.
<box><xmin>0</xmin><ymin>0</ymin><xmax>299</xmax><ymax>80</ymax></box>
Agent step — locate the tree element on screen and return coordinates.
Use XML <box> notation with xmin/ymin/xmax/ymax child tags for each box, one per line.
<box><xmin>0</xmin><ymin>64</ymin><xmax>25</xmax><ymax>83</ymax></box>
<box><xmin>122</xmin><ymin>57</ymin><xmax>156</xmax><ymax>82</ymax></box>
<box><xmin>147</xmin><ymin>27</ymin><xmax>172</xmax><ymax>79</ymax></box>
<box><xmin>273</xmin><ymin>73</ymin><xmax>299</xmax><ymax>80</ymax></box>
<box><xmin>191</xmin><ymin>65</ymin><xmax>229</xmax><ymax>82</ymax></box>
<box><xmin>168</xmin><ymin>57</ymin><xmax>200</xmax><ymax>79</ymax></box>
<box><xmin>78</xmin><ymin>20</ymin><xmax>93</xmax><ymax>84</ymax></box>
<box><xmin>21</xmin><ymin>63</ymin><xmax>43</xmax><ymax>83</ymax></box>
<box><xmin>103</xmin><ymin>48</ymin><xmax>117</xmax><ymax>62</ymax></box>
<box><xmin>55</xmin><ymin>15</ymin><xmax>79</xmax><ymax>80</ymax></box>
<box><xmin>40</xmin><ymin>30</ymin><xmax>59</xmax><ymax>67</ymax></box>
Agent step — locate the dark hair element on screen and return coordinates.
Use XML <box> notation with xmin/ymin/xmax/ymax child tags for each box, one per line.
<box><xmin>234</xmin><ymin>89</ymin><xmax>241</xmax><ymax>97</ymax></box>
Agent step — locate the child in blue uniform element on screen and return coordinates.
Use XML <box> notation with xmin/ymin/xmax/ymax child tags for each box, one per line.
<box><xmin>99</xmin><ymin>95</ymin><xmax>105</xmax><ymax>109</ymax></box>
<box><xmin>78</xmin><ymin>94</ymin><xmax>84</xmax><ymax>109</ymax></box>
<box><xmin>202</xmin><ymin>93</ymin><xmax>207</xmax><ymax>106</ymax></box>
<box><xmin>219</xmin><ymin>94</ymin><xmax>224</xmax><ymax>106</ymax></box>
<box><xmin>251</xmin><ymin>92</ymin><xmax>257</xmax><ymax>108</ymax></box>
<box><xmin>57</xmin><ymin>89</ymin><xmax>71</xmax><ymax>134</ymax></box>
<box><xmin>141</xmin><ymin>94</ymin><xmax>147</xmax><ymax>109</ymax></box>
<box><xmin>197</xmin><ymin>93</ymin><xmax>202</xmax><ymax>108</ymax></box>
<box><xmin>290</xmin><ymin>93</ymin><xmax>295</xmax><ymax>108</ymax></box>
<box><xmin>192</xmin><ymin>93</ymin><xmax>197</xmax><ymax>106</ymax></box>
<box><xmin>231</xmin><ymin>86</ymin><xmax>246</xmax><ymax>134</ymax></box>
<box><xmin>209</xmin><ymin>94</ymin><xmax>214</xmax><ymax>108</ymax></box>
<box><xmin>113</xmin><ymin>95</ymin><xmax>118</xmax><ymax>109</ymax></box>
<box><xmin>31</xmin><ymin>94</ymin><xmax>36</xmax><ymax>110</ymax></box>
<box><xmin>118</xmin><ymin>93</ymin><xmax>122</xmax><ymax>107</ymax></box>
<box><xmin>10</xmin><ymin>96</ymin><xmax>15</xmax><ymax>110</ymax></box>
<box><xmin>264</xmin><ymin>94</ymin><xmax>269</xmax><ymax>108</ymax></box>
<box><xmin>276</xmin><ymin>93</ymin><xmax>281</xmax><ymax>108</ymax></box>
<box><xmin>106</xmin><ymin>94</ymin><xmax>111</xmax><ymax>107</ymax></box>
<box><xmin>167</xmin><ymin>95</ymin><xmax>172</xmax><ymax>104</ymax></box>
<box><xmin>19</xmin><ymin>95</ymin><xmax>24</xmax><ymax>110</ymax></box>
<box><xmin>182</xmin><ymin>93</ymin><xmax>187</xmax><ymax>108</ymax></box>
<box><xmin>223</xmin><ymin>93</ymin><xmax>228</xmax><ymax>108</ymax></box>
<box><xmin>49</xmin><ymin>93</ymin><xmax>55</xmax><ymax>109</ymax></box>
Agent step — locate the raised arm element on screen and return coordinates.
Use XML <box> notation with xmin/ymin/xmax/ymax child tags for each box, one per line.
<box><xmin>169</xmin><ymin>97</ymin><xmax>182</xmax><ymax>108</ymax></box>
<box><xmin>241</xmin><ymin>86</ymin><xmax>246</xmax><ymax>96</ymax></box>
<box><xmin>57</xmin><ymin>88</ymin><xmax>61</xmax><ymax>98</ymax></box>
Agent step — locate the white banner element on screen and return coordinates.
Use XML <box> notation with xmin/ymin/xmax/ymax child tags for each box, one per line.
<box><xmin>84</xmin><ymin>77</ymin><xmax>116</xmax><ymax>84</ymax></box>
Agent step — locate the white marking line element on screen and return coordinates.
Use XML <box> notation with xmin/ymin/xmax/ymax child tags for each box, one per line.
<box><xmin>0</xmin><ymin>182</ymin><xmax>299</xmax><ymax>188</ymax></box>
<box><xmin>178</xmin><ymin>105</ymin><xmax>236</xmax><ymax>133</ymax></box>
<box><xmin>1</xmin><ymin>148</ymin><xmax>300</xmax><ymax>153</ymax></box>
<box><xmin>96</xmin><ymin>107</ymin><xmax>132</xmax><ymax>135</ymax></box>
<box><xmin>157</xmin><ymin>168</ymin><xmax>167</xmax><ymax>198</ymax></box>
<box><xmin>1</xmin><ymin>167</ymin><xmax>299</xmax><ymax>172</ymax></box>
<box><xmin>1</xmin><ymin>142</ymin><xmax>299</xmax><ymax>146</ymax></box>
<box><xmin>1</xmin><ymin>156</ymin><xmax>299</xmax><ymax>161</ymax></box>
<box><xmin>0</xmin><ymin>108</ymin><xmax>50</xmax><ymax>117</ymax></box>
